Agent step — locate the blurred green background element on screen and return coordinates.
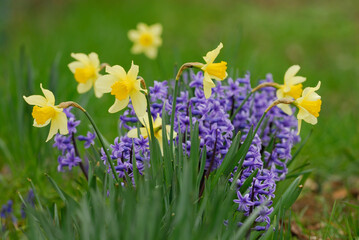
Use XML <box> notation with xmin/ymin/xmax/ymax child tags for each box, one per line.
<box><xmin>0</xmin><ymin>0</ymin><xmax>358</xmax><ymax>218</ymax></box>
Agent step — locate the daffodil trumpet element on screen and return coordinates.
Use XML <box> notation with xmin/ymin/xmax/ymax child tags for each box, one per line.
<box><xmin>57</xmin><ymin>101</ymin><xmax>120</xmax><ymax>183</ymax></box>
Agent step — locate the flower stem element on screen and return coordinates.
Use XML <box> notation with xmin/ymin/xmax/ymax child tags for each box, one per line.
<box><xmin>59</xmin><ymin>101</ymin><xmax>120</xmax><ymax>183</ymax></box>
<box><xmin>82</xmin><ymin>110</ymin><xmax>120</xmax><ymax>183</ymax></box>
<box><xmin>70</xmin><ymin>132</ymin><xmax>88</xmax><ymax>181</ymax></box>
<box><xmin>230</xmin><ymin>91</ymin><xmax>252</xmax><ymax>121</ymax></box>
<box><xmin>169</xmin><ymin>78</ymin><xmax>179</xmax><ymax>156</ymax></box>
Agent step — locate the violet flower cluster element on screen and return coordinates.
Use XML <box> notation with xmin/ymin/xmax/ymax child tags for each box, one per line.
<box><xmin>1</xmin><ymin>200</ymin><xmax>16</xmax><ymax>231</ymax></box>
<box><xmin>53</xmin><ymin>107</ymin><xmax>96</xmax><ymax>172</ymax></box>
<box><xmin>112</xmin><ymin>71</ymin><xmax>300</xmax><ymax>231</ymax></box>
<box><xmin>100</xmin><ymin>135</ymin><xmax>150</xmax><ymax>182</ymax></box>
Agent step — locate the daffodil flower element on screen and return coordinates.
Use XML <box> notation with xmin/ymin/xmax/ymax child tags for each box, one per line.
<box><xmin>95</xmin><ymin>62</ymin><xmax>147</xmax><ymax>118</ymax></box>
<box><xmin>68</xmin><ymin>52</ymin><xmax>103</xmax><ymax>98</ymax></box>
<box><xmin>127</xmin><ymin>113</ymin><xmax>176</xmax><ymax>155</ymax></box>
<box><xmin>294</xmin><ymin>81</ymin><xmax>322</xmax><ymax>134</ymax></box>
<box><xmin>23</xmin><ymin>84</ymin><xmax>68</xmax><ymax>142</ymax></box>
<box><xmin>128</xmin><ymin>23</ymin><xmax>162</xmax><ymax>59</ymax></box>
<box><xmin>276</xmin><ymin>65</ymin><xmax>306</xmax><ymax>115</ymax></box>
<box><xmin>200</xmin><ymin>42</ymin><xmax>228</xmax><ymax>99</ymax></box>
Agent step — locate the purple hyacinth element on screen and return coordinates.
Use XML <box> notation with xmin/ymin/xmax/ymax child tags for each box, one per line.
<box><xmin>100</xmin><ymin>135</ymin><xmax>150</xmax><ymax>182</ymax></box>
<box><xmin>1</xmin><ymin>200</ymin><xmax>17</xmax><ymax>231</ymax></box>
<box><xmin>53</xmin><ymin>107</ymin><xmax>96</xmax><ymax>172</ymax></box>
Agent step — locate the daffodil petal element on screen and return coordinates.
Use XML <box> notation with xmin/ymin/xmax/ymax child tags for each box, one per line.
<box><xmin>68</xmin><ymin>61</ymin><xmax>84</xmax><ymax>73</ymax></box>
<box><xmin>131</xmin><ymin>44</ymin><xmax>144</xmax><ymax>54</ymax></box>
<box><xmin>154</xmin><ymin>114</ymin><xmax>162</xmax><ymax>128</ymax></box>
<box><xmin>137</xmin><ymin>23</ymin><xmax>148</xmax><ymax>32</ymax></box>
<box><xmin>203</xmin><ymin>42</ymin><xmax>223</xmax><ymax>64</ymax></box>
<box><xmin>71</xmin><ymin>53</ymin><xmax>89</xmax><ymax>63</ymax></box>
<box><xmin>150</xmin><ymin>23</ymin><xmax>162</xmax><ymax>36</ymax></box>
<box><xmin>108</xmin><ymin>98</ymin><xmax>129</xmax><ymax>113</ymax></box>
<box><xmin>40</xmin><ymin>84</ymin><xmax>55</xmax><ymax>105</ymax></box>
<box><xmin>290</xmin><ymin>76</ymin><xmax>306</xmax><ymax>86</ymax></box>
<box><xmin>93</xmin><ymin>84</ymin><xmax>104</xmax><ymax>98</ymax></box>
<box><xmin>77</xmin><ymin>80</ymin><xmax>93</xmax><ymax>94</ymax></box>
<box><xmin>302</xmin><ymin>81</ymin><xmax>321</xmax><ymax>98</ymax></box>
<box><xmin>144</xmin><ymin>47</ymin><xmax>157</xmax><ymax>59</ymax></box>
<box><xmin>130</xmin><ymin>91</ymin><xmax>147</xmax><ymax>118</ymax></box>
<box><xmin>166</xmin><ymin>125</ymin><xmax>176</xmax><ymax>139</ymax></box>
<box><xmin>46</xmin><ymin>121</ymin><xmax>58</xmax><ymax>142</ymax></box>
<box><xmin>155</xmin><ymin>130</ymin><xmax>164</xmax><ymax>155</ymax></box>
<box><xmin>127</xmin><ymin>62</ymin><xmax>139</xmax><ymax>80</ymax></box>
<box><xmin>128</xmin><ymin>30</ymin><xmax>140</xmax><ymax>41</ymax></box>
<box><xmin>127</xmin><ymin>128</ymin><xmax>139</xmax><ymax>138</ymax></box>
<box><xmin>23</xmin><ymin>95</ymin><xmax>47</xmax><ymax>107</ymax></box>
<box><xmin>297</xmin><ymin>119</ymin><xmax>302</xmax><ymax>135</ymax></box>
<box><xmin>88</xmin><ymin>52</ymin><xmax>100</xmax><ymax>67</ymax></box>
<box><xmin>95</xmin><ymin>75</ymin><xmax>117</xmax><ymax>93</ymax></box>
<box><xmin>203</xmin><ymin>72</ymin><xmax>215</xmax><ymax>99</ymax></box>
<box><xmin>284</xmin><ymin>65</ymin><xmax>300</xmax><ymax>83</ymax></box>
<box><xmin>106</xmin><ymin>65</ymin><xmax>127</xmax><ymax>80</ymax></box>
<box><xmin>277</xmin><ymin>103</ymin><xmax>293</xmax><ymax>115</ymax></box>
<box><xmin>303</xmin><ymin>114</ymin><xmax>317</xmax><ymax>125</ymax></box>
<box><xmin>297</xmin><ymin>108</ymin><xmax>310</xmax><ymax>120</ymax></box>
<box><xmin>55</xmin><ymin>112</ymin><xmax>69</xmax><ymax>135</ymax></box>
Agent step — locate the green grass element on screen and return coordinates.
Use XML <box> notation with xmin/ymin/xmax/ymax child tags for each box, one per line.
<box><xmin>0</xmin><ymin>0</ymin><xmax>358</xmax><ymax>238</ymax></box>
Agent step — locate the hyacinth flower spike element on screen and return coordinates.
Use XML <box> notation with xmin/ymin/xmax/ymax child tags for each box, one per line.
<box><xmin>127</xmin><ymin>113</ymin><xmax>177</xmax><ymax>155</ymax></box>
<box><xmin>95</xmin><ymin>62</ymin><xmax>147</xmax><ymax>119</ymax></box>
<box><xmin>128</xmin><ymin>23</ymin><xmax>163</xmax><ymax>59</ymax></box>
<box><xmin>23</xmin><ymin>84</ymin><xmax>68</xmax><ymax>142</ymax></box>
<box><xmin>175</xmin><ymin>42</ymin><xmax>228</xmax><ymax>99</ymax></box>
<box><xmin>68</xmin><ymin>52</ymin><xmax>105</xmax><ymax>98</ymax></box>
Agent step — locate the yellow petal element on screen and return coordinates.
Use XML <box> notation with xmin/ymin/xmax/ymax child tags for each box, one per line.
<box><xmin>130</xmin><ymin>91</ymin><xmax>147</xmax><ymax>118</ymax></box>
<box><xmin>155</xmin><ymin>130</ymin><xmax>164</xmax><ymax>155</ymax></box>
<box><xmin>203</xmin><ymin>72</ymin><xmax>215</xmax><ymax>99</ymax></box>
<box><xmin>277</xmin><ymin>103</ymin><xmax>293</xmax><ymax>115</ymax></box>
<box><xmin>68</xmin><ymin>61</ymin><xmax>84</xmax><ymax>73</ymax></box>
<box><xmin>302</xmin><ymin>81</ymin><xmax>321</xmax><ymax>99</ymax></box>
<box><xmin>297</xmin><ymin>119</ymin><xmax>302</xmax><ymax>135</ymax></box>
<box><xmin>95</xmin><ymin>75</ymin><xmax>117</xmax><ymax>93</ymax></box>
<box><xmin>77</xmin><ymin>80</ymin><xmax>93</xmax><ymax>94</ymax></box>
<box><xmin>144</xmin><ymin>47</ymin><xmax>158</xmax><ymax>59</ymax></box>
<box><xmin>137</xmin><ymin>23</ymin><xmax>149</xmax><ymax>32</ymax></box>
<box><xmin>23</xmin><ymin>95</ymin><xmax>47</xmax><ymax>107</ymax></box>
<box><xmin>127</xmin><ymin>128</ymin><xmax>139</xmax><ymax>138</ymax></box>
<box><xmin>284</xmin><ymin>65</ymin><xmax>300</xmax><ymax>84</ymax></box>
<box><xmin>70</xmin><ymin>53</ymin><xmax>89</xmax><ymax>63</ymax></box>
<box><xmin>154</xmin><ymin>114</ymin><xmax>162</xmax><ymax>128</ymax></box>
<box><xmin>166</xmin><ymin>125</ymin><xmax>177</xmax><ymax>139</ymax></box>
<box><xmin>40</xmin><ymin>84</ymin><xmax>55</xmax><ymax>105</ymax></box>
<box><xmin>127</xmin><ymin>62</ymin><xmax>139</xmax><ymax>80</ymax></box>
<box><xmin>150</xmin><ymin>23</ymin><xmax>162</xmax><ymax>36</ymax></box>
<box><xmin>106</xmin><ymin>65</ymin><xmax>127</xmax><ymax>80</ymax></box>
<box><xmin>109</xmin><ymin>98</ymin><xmax>129</xmax><ymax>113</ymax></box>
<box><xmin>93</xmin><ymin>84</ymin><xmax>104</xmax><ymax>98</ymax></box>
<box><xmin>88</xmin><ymin>52</ymin><xmax>100</xmax><ymax>67</ymax></box>
<box><xmin>128</xmin><ymin>30</ymin><xmax>140</xmax><ymax>41</ymax></box>
<box><xmin>55</xmin><ymin>112</ymin><xmax>69</xmax><ymax>135</ymax></box>
<box><xmin>203</xmin><ymin>42</ymin><xmax>223</xmax><ymax>64</ymax></box>
<box><xmin>131</xmin><ymin>44</ymin><xmax>144</xmax><ymax>54</ymax></box>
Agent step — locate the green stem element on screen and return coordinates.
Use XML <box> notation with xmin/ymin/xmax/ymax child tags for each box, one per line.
<box><xmin>83</xmin><ymin>111</ymin><xmax>120</xmax><ymax>183</ymax></box>
<box><xmin>253</xmin><ymin>111</ymin><xmax>267</xmax><ymax>137</ymax></box>
<box><xmin>170</xmin><ymin>79</ymin><xmax>180</xmax><ymax>156</ymax></box>
<box><xmin>230</xmin><ymin>91</ymin><xmax>253</xmax><ymax>121</ymax></box>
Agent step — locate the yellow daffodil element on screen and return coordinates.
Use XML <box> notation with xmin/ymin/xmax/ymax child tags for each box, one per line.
<box><xmin>95</xmin><ymin>62</ymin><xmax>147</xmax><ymax>118</ymax></box>
<box><xmin>23</xmin><ymin>84</ymin><xmax>68</xmax><ymax>142</ymax></box>
<box><xmin>294</xmin><ymin>81</ymin><xmax>322</xmax><ymax>134</ymax></box>
<box><xmin>128</xmin><ymin>23</ymin><xmax>162</xmax><ymax>59</ymax></box>
<box><xmin>276</xmin><ymin>65</ymin><xmax>306</xmax><ymax>115</ymax></box>
<box><xmin>68</xmin><ymin>52</ymin><xmax>103</xmax><ymax>98</ymax></box>
<box><xmin>128</xmin><ymin>113</ymin><xmax>176</xmax><ymax>155</ymax></box>
<box><xmin>201</xmin><ymin>42</ymin><xmax>228</xmax><ymax>99</ymax></box>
